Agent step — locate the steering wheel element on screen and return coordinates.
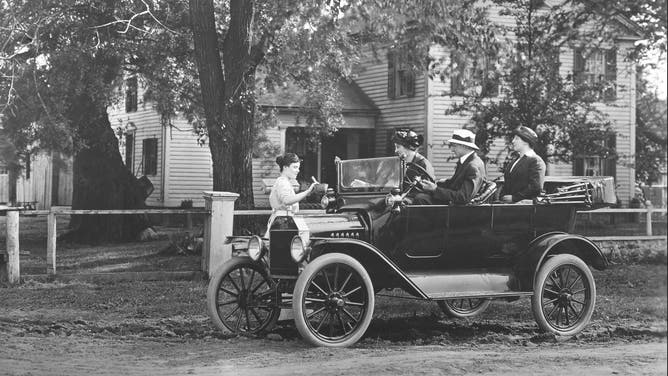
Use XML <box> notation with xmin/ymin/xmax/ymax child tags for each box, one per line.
<box><xmin>402</xmin><ymin>162</ymin><xmax>435</xmax><ymax>194</ymax></box>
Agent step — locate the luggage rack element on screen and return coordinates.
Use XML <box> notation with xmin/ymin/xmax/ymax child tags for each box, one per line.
<box><xmin>537</xmin><ymin>182</ymin><xmax>593</xmax><ymax>205</ymax></box>
<box><xmin>536</xmin><ymin>176</ymin><xmax>616</xmax><ymax>207</ymax></box>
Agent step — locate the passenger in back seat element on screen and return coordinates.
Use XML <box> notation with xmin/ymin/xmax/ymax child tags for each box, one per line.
<box><xmin>500</xmin><ymin>126</ymin><xmax>546</xmax><ymax>203</ymax></box>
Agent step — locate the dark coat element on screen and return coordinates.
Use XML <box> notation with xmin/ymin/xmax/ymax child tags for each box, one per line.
<box><xmin>428</xmin><ymin>152</ymin><xmax>486</xmax><ymax>205</ymax></box>
<box><xmin>501</xmin><ymin>152</ymin><xmax>546</xmax><ymax>202</ymax></box>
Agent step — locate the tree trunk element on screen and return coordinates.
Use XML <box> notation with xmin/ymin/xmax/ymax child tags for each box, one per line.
<box><xmin>62</xmin><ymin>97</ymin><xmax>151</xmax><ymax>244</ymax></box>
<box><xmin>190</xmin><ymin>0</ymin><xmax>256</xmax><ymax>209</ymax></box>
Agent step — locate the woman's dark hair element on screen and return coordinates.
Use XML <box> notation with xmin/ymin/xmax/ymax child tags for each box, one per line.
<box><xmin>276</xmin><ymin>153</ymin><xmax>300</xmax><ymax>171</ymax></box>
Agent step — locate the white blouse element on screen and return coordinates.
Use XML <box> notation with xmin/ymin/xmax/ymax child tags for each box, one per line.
<box><xmin>269</xmin><ymin>175</ymin><xmax>299</xmax><ymax>213</ymax></box>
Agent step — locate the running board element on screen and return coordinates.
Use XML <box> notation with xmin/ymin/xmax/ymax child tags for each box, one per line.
<box><xmin>405</xmin><ymin>270</ymin><xmax>527</xmax><ymax>300</ymax></box>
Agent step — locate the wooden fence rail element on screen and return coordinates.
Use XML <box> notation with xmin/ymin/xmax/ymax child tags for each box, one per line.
<box><xmin>576</xmin><ymin>207</ymin><xmax>667</xmax><ymax>237</ymax></box>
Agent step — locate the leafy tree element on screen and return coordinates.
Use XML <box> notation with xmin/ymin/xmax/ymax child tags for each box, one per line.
<box><xmin>185</xmin><ymin>0</ymin><xmax>496</xmax><ymax>208</ymax></box>
<box><xmin>0</xmin><ymin>0</ymin><xmax>181</xmax><ymax>242</ymax></box>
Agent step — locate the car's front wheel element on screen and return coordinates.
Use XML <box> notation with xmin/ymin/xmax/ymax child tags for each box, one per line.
<box><xmin>293</xmin><ymin>253</ymin><xmax>375</xmax><ymax>347</ymax></box>
<box><xmin>207</xmin><ymin>257</ymin><xmax>280</xmax><ymax>335</ymax></box>
<box><xmin>437</xmin><ymin>298</ymin><xmax>491</xmax><ymax>318</ymax></box>
<box><xmin>531</xmin><ymin>254</ymin><xmax>596</xmax><ymax>337</ymax></box>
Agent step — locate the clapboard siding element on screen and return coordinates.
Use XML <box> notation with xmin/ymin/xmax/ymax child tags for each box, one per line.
<box><xmin>354</xmin><ymin>53</ymin><xmax>426</xmax><ymax>157</ymax></box>
<box><xmin>11</xmin><ymin>152</ymin><xmax>72</xmax><ymax>209</ymax></box>
<box><xmin>163</xmin><ymin>118</ymin><xmax>212</xmax><ymax>207</ymax></box>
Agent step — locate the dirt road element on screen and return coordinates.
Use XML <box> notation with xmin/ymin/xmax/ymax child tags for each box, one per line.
<box><xmin>1</xmin><ymin>262</ymin><xmax>665</xmax><ymax>375</ymax></box>
<box><xmin>0</xmin><ymin>334</ymin><xmax>665</xmax><ymax>376</ymax></box>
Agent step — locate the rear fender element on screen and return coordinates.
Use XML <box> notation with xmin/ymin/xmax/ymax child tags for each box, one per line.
<box><xmin>516</xmin><ymin>233</ymin><xmax>608</xmax><ymax>290</ymax></box>
<box><xmin>309</xmin><ymin>238</ymin><xmax>427</xmax><ymax>298</ymax></box>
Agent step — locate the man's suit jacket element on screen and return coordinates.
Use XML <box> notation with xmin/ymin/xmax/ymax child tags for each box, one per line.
<box><xmin>432</xmin><ymin>152</ymin><xmax>486</xmax><ymax>205</ymax></box>
<box><xmin>501</xmin><ymin>152</ymin><xmax>546</xmax><ymax>202</ymax></box>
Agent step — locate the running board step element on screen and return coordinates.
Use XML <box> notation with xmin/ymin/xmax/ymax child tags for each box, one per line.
<box><xmin>405</xmin><ymin>270</ymin><xmax>523</xmax><ymax>300</ymax></box>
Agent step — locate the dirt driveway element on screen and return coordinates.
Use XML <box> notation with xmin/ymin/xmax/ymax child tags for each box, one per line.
<box><xmin>0</xmin><ymin>333</ymin><xmax>666</xmax><ymax>375</ymax></box>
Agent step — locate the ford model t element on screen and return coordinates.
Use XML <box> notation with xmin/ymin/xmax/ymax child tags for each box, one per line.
<box><xmin>206</xmin><ymin>156</ymin><xmax>615</xmax><ymax>347</ymax></box>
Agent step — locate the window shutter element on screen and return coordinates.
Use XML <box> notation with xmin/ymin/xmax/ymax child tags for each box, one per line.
<box><xmin>125</xmin><ymin>77</ymin><xmax>138</xmax><ymax>113</ymax></box>
<box><xmin>142</xmin><ymin>138</ymin><xmax>158</xmax><ymax>176</ymax></box>
<box><xmin>574</xmin><ymin>157</ymin><xmax>584</xmax><ymax>176</ymax></box>
<box><xmin>450</xmin><ymin>51</ymin><xmax>465</xmax><ymax>95</ymax></box>
<box><xmin>387</xmin><ymin>52</ymin><xmax>396</xmax><ymax>99</ymax></box>
<box><xmin>25</xmin><ymin>153</ymin><xmax>31</xmax><ymax>180</ymax></box>
<box><xmin>573</xmin><ymin>49</ymin><xmax>585</xmax><ymax>85</ymax></box>
<box><xmin>405</xmin><ymin>69</ymin><xmax>416</xmax><ymax>97</ymax></box>
<box><xmin>604</xmin><ymin>48</ymin><xmax>617</xmax><ymax>101</ymax></box>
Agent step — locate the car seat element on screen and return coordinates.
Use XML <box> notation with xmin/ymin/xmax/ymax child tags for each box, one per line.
<box><xmin>469</xmin><ymin>180</ymin><xmax>497</xmax><ymax>205</ymax></box>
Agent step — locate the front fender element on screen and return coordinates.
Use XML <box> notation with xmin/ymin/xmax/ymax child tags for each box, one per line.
<box><xmin>309</xmin><ymin>238</ymin><xmax>427</xmax><ymax>298</ymax></box>
<box><xmin>516</xmin><ymin>233</ymin><xmax>608</xmax><ymax>290</ymax></box>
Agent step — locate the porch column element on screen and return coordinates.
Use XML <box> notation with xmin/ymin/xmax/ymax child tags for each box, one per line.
<box><xmin>202</xmin><ymin>191</ymin><xmax>238</xmax><ymax>277</ymax></box>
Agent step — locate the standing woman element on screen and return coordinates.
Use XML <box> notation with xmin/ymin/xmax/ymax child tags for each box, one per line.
<box><xmin>265</xmin><ymin>153</ymin><xmax>316</xmax><ymax>237</ymax></box>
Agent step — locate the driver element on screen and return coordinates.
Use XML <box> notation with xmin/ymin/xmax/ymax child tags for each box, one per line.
<box><xmin>392</xmin><ymin>128</ymin><xmax>435</xmax><ymax>190</ymax></box>
<box><xmin>414</xmin><ymin>129</ymin><xmax>486</xmax><ymax>205</ymax></box>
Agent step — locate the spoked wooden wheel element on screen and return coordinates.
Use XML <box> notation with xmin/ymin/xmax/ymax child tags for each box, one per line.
<box><xmin>437</xmin><ymin>298</ymin><xmax>492</xmax><ymax>318</ymax></box>
<box><xmin>207</xmin><ymin>257</ymin><xmax>280</xmax><ymax>335</ymax></box>
<box><xmin>532</xmin><ymin>254</ymin><xmax>596</xmax><ymax>336</ymax></box>
<box><xmin>293</xmin><ymin>253</ymin><xmax>374</xmax><ymax>347</ymax></box>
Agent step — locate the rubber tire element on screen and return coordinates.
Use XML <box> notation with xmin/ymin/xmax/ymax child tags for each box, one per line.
<box><xmin>531</xmin><ymin>254</ymin><xmax>596</xmax><ymax>337</ymax></box>
<box><xmin>293</xmin><ymin>253</ymin><xmax>375</xmax><ymax>347</ymax></box>
<box><xmin>207</xmin><ymin>257</ymin><xmax>280</xmax><ymax>335</ymax></box>
<box><xmin>437</xmin><ymin>298</ymin><xmax>492</xmax><ymax>318</ymax></box>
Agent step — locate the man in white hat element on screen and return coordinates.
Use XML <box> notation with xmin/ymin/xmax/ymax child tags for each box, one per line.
<box><xmin>413</xmin><ymin>129</ymin><xmax>486</xmax><ymax>205</ymax></box>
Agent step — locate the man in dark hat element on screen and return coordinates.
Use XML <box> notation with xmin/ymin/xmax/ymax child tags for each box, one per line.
<box><xmin>414</xmin><ymin>129</ymin><xmax>486</xmax><ymax>205</ymax></box>
<box><xmin>500</xmin><ymin>126</ymin><xmax>546</xmax><ymax>203</ymax></box>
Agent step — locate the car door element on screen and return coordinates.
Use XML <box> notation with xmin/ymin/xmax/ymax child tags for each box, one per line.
<box><xmin>445</xmin><ymin>205</ymin><xmax>494</xmax><ymax>268</ymax></box>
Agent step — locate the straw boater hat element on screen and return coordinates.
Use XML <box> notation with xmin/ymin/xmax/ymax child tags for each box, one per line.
<box><xmin>447</xmin><ymin>129</ymin><xmax>479</xmax><ymax>150</ymax></box>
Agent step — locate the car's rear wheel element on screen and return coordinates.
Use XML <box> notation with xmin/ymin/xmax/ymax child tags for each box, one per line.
<box><xmin>207</xmin><ymin>257</ymin><xmax>280</xmax><ymax>335</ymax></box>
<box><xmin>437</xmin><ymin>298</ymin><xmax>491</xmax><ymax>318</ymax></box>
<box><xmin>532</xmin><ymin>254</ymin><xmax>596</xmax><ymax>337</ymax></box>
<box><xmin>293</xmin><ymin>253</ymin><xmax>374</xmax><ymax>347</ymax></box>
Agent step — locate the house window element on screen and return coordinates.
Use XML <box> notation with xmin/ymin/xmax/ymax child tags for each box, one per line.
<box><xmin>142</xmin><ymin>138</ymin><xmax>158</xmax><ymax>176</ymax></box>
<box><xmin>573</xmin><ymin>48</ymin><xmax>617</xmax><ymax>101</ymax></box>
<box><xmin>125</xmin><ymin>77</ymin><xmax>138</xmax><ymax>113</ymax></box>
<box><xmin>125</xmin><ymin>133</ymin><xmax>134</xmax><ymax>172</ymax></box>
<box><xmin>573</xmin><ymin>135</ymin><xmax>616</xmax><ymax>177</ymax></box>
<box><xmin>450</xmin><ymin>51</ymin><xmax>499</xmax><ymax>97</ymax></box>
<box><xmin>387</xmin><ymin>51</ymin><xmax>416</xmax><ymax>99</ymax></box>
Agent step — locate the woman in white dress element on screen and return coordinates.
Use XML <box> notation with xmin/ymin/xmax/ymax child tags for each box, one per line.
<box><xmin>265</xmin><ymin>153</ymin><xmax>316</xmax><ymax>237</ymax></box>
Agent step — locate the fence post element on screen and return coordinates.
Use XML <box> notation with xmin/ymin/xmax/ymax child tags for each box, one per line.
<box><xmin>203</xmin><ymin>191</ymin><xmax>239</xmax><ymax>277</ymax></box>
<box><xmin>6</xmin><ymin>210</ymin><xmax>20</xmax><ymax>285</ymax></box>
<box><xmin>646</xmin><ymin>205</ymin><xmax>653</xmax><ymax>236</ymax></box>
<box><xmin>47</xmin><ymin>210</ymin><xmax>57</xmax><ymax>275</ymax></box>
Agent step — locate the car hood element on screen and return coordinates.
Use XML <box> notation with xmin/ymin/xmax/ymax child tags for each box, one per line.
<box><xmin>299</xmin><ymin>212</ymin><xmax>366</xmax><ymax>237</ymax></box>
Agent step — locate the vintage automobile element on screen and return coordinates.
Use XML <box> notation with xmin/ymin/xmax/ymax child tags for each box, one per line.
<box><xmin>207</xmin><ymin>156</ymin><xmax>615</xmax><ymax>347</ymax></box>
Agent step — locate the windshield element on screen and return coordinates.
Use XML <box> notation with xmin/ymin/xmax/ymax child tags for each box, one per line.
<box><xmin>337</xmin><ymin>157</ymin><xmax>402</xmax><ymax>193</ymax></box>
